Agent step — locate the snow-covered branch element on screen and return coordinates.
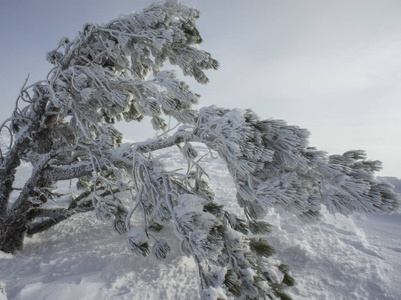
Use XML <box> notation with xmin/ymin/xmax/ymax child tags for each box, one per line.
<box><xmin>42</xmin><ymin>162</ymin><xmax>94</xmax><ymax>181</ymax></box>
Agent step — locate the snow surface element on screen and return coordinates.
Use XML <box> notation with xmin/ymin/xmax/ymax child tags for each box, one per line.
<box><xmin>1</xmin><ymin>144</ymin><xmax>400</xmax><ymax>299</ymax></box>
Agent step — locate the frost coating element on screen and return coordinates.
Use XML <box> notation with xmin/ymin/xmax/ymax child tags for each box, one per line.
<box><xmin>0</xmin><ymin>1</ymin><xmax>399</xmax><ymax>300</ymax></box>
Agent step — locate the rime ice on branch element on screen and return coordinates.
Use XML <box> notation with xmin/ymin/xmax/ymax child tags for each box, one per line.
<box><xmin>0</xmin><ymin>1</ymin><xmax>399</xmax><ymax>300</ymax></box>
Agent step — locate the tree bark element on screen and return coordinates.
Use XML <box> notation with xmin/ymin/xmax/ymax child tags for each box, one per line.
<box><xmin>0</xmin><ymin>217</ymin><xmax>27</xmax><ymax>253</ymax></box>
<box><xmin>0</xmin><ymin>91</ymin><xmax>50</xmax><ymax>247</ymax></box>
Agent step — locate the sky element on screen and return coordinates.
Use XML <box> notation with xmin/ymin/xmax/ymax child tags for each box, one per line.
<box><xmin>0</xmin><ymin>0</ymin><xmax>400</xmax><ymax>177</ymax></box>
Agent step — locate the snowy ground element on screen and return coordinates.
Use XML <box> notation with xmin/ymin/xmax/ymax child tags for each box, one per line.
<box><xmin>0</xmin><ymin>144</ymin><xmax>400</xmax><ymax>300</ymax></box>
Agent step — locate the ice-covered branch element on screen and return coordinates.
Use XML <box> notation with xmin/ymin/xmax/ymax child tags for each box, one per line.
<box><xmin>42</xmin><ymin>162</ymin><xmax>94</xmax><ymax>181</ymax></box>
<box><xmin>134</xmin><ymin>127</ymin><xmax>197</xmax><ymax>153</ymax></box>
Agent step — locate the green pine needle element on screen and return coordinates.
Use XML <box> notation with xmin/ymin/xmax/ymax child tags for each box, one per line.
<box><xmin>224</xmin><ymin>269</ymin><xmax>243</xmax><ymax>297</ymax></box>
<box><xmin>249</xmin><ymin>220</ymin><xmax>272</xmax><ymax>234</ymax></box>
<box><xmin>249</xmin><ymin>238</ymin><xmax>276</xmax><ymax>258</ymax></box>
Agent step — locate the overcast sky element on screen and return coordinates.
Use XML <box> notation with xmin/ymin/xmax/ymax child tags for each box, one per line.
<box><xmin>1</xmin><ymin>0</ymin><xmax>400</xmax><ymax>177</ymax></box>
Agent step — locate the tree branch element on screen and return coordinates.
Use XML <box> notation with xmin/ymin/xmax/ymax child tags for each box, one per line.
<box><xmin>42</xmin><ymin>162</ymin><xmax>94</xmax><ymax>181</ymax></box>
<box><xmin>133</xmin><ymin>128</ymin><xmax>196</xmax><ymax>153</ymax></box>
<box><xmin>25</xmin><ymin>208</ymin><xmax>94</xmax><ymax>237</ymax></box>
<box><xmin>0</xmin><ymin>88</ymin><xmax>55</xmax><ymax>216</ymax></box>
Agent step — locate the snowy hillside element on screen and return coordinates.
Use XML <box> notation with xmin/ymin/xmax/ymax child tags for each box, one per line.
<box><xmin>0</xmin><ymin>143</ymin><xmax>400</xmax><ymax>300</ymax></box>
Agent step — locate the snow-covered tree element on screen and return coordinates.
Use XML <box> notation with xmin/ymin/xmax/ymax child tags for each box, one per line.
<box><xmin>0</xmin><ymin>1</ymin><xmax>399</xmax><ymax>299</ymax></box>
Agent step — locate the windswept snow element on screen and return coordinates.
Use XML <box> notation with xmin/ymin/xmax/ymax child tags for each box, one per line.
<box><xmin>0</xmin><ymin>213</ymin><xmax>199</xmax><ymax>300</ymax></box>
<box><xmin>1</xmin><ymin>144</ymin><xmax>400</xmax><ymax>299</ymax></box>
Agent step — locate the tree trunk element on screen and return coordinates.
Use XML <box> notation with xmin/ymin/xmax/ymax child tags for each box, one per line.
<box><xmin>0</xmin><ymin>217</ymin><xmax>27</xmax><ymax>254</ymax></box>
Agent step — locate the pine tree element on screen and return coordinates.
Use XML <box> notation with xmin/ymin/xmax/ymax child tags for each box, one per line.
<box><xmin>0</xmin><ymin>1</ymin><xmax>399</xmax><ymax>299</ymax></box>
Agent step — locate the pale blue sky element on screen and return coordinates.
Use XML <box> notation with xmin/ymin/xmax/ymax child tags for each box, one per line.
<box><xmin>1</xmin><ymin>0</ymin><xmax>401</xmax><ymax>177</ymax></box>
